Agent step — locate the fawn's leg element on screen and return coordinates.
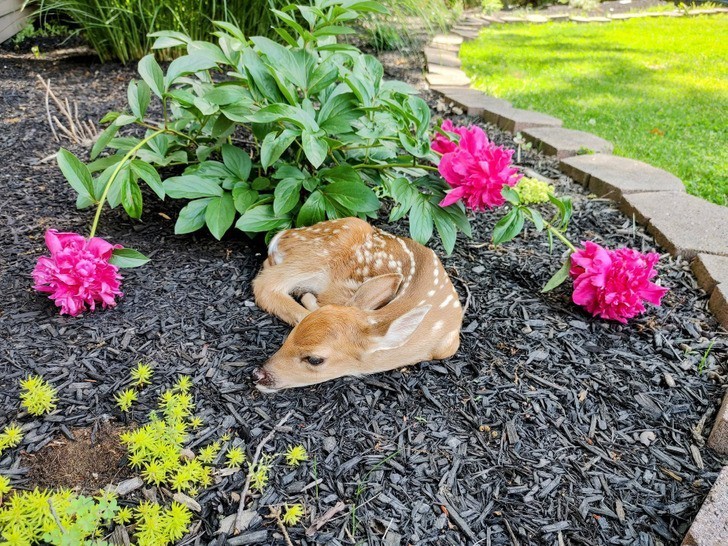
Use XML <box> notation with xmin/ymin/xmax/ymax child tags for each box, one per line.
<box><xmin>253</xmin><ymin>265</ymin><xmax>329</xmax><ymax>326</ymax></box>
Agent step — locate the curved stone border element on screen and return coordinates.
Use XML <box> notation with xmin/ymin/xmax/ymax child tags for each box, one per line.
<box><xmin>423</xmin><ymin>10</ymin><xmax>728</xmax><ymax>543</ymax></box>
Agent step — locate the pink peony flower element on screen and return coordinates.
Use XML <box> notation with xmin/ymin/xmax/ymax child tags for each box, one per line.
<box><xmin>569</xmin><ymin>241</ymin><xmax>669</xmax><ymax>323</ymax></box>
<box><xmin>435</xmin><ymin>123</ymin><xmax>522</xmax><ymax>211</ymax></box>
<box><xmin>32</xmin><ymin>229</ymin><xmax>123</xmax><ymax>316</ymax></box>
<box><xmin>431</xmin><ymin>120</ymin><xmax>470</xmax><ymax>155</ymax></box>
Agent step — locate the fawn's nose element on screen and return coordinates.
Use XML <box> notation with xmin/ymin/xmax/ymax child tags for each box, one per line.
<box><xmin>252</xmin><ymin>367</ymin><xmax>273</xmax><ymax>387</ymax></box>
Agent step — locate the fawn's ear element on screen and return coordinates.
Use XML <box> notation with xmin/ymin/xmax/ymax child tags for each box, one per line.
<box><xmin>373</xmin><ymin>305</ymin><xmax>431</xmax><ymax>351</ymax></box>
<box><xmin>348</xmin><ymin>273</ymin><xmax>403</xmax><ymax>311</ymax></box>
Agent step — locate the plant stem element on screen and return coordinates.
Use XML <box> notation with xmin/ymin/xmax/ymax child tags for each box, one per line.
<box><xmin>543</xmin><ymin>219</ymin><xmax>576</xmax><ymax>253</ymax></box>
<box><xmin>354</xmin><ymin>162</ymin><xmax>438</xmax><ymax>172</ymax></box>
<box><xmin>88</xmin><ymin>129</ymin><xmax>165</xmax><ymax>239</ymax></box>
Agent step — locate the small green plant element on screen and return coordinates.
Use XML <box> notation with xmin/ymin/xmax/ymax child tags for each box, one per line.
<box><xmin>114</xmin><ymin>506</ymin><xmax>133</xmax><ymax>525</ymax></box>
<box><xmin>351</xmin><ymin>451</ymin><xmax>400</xmax><ymax>537</ymax></box>
<box><xmin>120</xmin><ymin>379</ymin><xmax>214</xmax><ymax>493</ymax></box>
<box><xmin>19</xmin><ymin>375</ymin><xmax>58</xmax><ymax>416</ymax></box>
<box><xmin>281</xmin><ymin>503</ymin><xmax>305</xmax><ymax>526</ymax></box>
<box><xmin>134</xmin><ymin>500</ymin><xmax>192</xmax><ymax>545</ymax></box>
<box><xmin>513</xmin><ymin>177</ymin><xmax>554</xmax><ymax>205</ymax></box>
<box><xmin>249</xmin><ymin>455</ymin><xmax>273</xmax><ymax>492</ymax></box>
<box><xmin>131</xmin><ymin>362</ymin><xmax>153</xmax><ymax>386</ymax></box>
<box><xmin>285</xmin><ymin>444</ymin><xmax>308</xmax><ymax>466</ymax></box>
<box><xmin>481</xmin><ymin>0</ymin><xmax>503</xmax><ymax>15</ymax></box>
<box><xmin>57</xmin><ymin>0</ymin><xmax>470</xmax><ymax>254</ymax></box>
<box><xmin>0</xmin><ymin>423</ymin><xmax>23</xmax><ymax>456</ymax></box>
<box><xmin>225</xmin><ymin>446</ymin><xmax>245</xmax><ymax>468</ymax></box>
<box><xmin>197</xmin><ymin>442</ymin><xmax>221</xmax><ymax>464</ymax></box>
<box><xmin>0</xmin><ymin>488</ymin><xmax>119</xmax><ymax>545</ymax></box>
<box><xmin>697</xmin><ymin>340</ymin><xmax>715</xmax><ymax>374</ymax></box>
<box><xmin>0</xmin><ymin>475</ymin><xmax>10</xmax><ymax>497</ymax></box>
<box><xmin>115</xmin><ymin>388</ymin><xmax>138</xmax><ymax>412</ymax></box>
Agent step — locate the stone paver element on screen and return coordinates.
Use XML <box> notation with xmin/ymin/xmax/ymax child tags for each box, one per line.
<box><xmin>501</xmin><ymin>16</ymin><xmax>525</xmax><ymax>23</ymax></box>
<box><xmin>619</xmin><ymin>193</ymin><xmax>728</xmax><ymax>259</ymax></box>
<box><xmin>691</xmin><ymin>254</ymin><xmax>728</xmax><ymax>295</ymax></box>
<box><xmin>424</xmin><ymin>47</ymin><xmax>461</xmax><ymax>68</ymax></box>
<box><xmin>570</xmin><ymin>16</ymin><xmax>611</xmax><ymax>23</ymax></box>
<box><xmin>451</xmin><ymin>27</ymin><xmax>480</xmax><ymax>40</ymax></box>
<box><xmin>494</xmin><ymin>108</ymin><xmax>563</xmax><ymax>133</ymax></box>
<box><xmin>682</xmin><ymin>466</ymin><xmax>728</xmax><ymax>544</ymax></box>
<box><xmin>426</xmin><ymin>65</ymin><xmax>471</xmax><ymax>87</ymax></box>
<box><xmin>431</xmin><ymin>87</ymin><xmax>511</xmax><ymax>116</ymax></box>
<box><xmin>525</xmin><ymin>15</ymin><xmax>549</xmax><ymax>23</ymax></box>
<box><xmin>430</xmin><ymin>33</ymin><xmax>463</xmax><ymax>52</ymax></box>
<box><xmin>708</xmin><ymin>284</ymin><xmax>728</xmax><ymax>332</ymax></box>
<box><xmin>559</xmin><ymin>154</ymin><xmax>685</xmax><ymax>200</ymax></box>
<box><xmin>521</xmin><ymin>127</ymin><xmax>613</xmax><ymax>159</ymax></box>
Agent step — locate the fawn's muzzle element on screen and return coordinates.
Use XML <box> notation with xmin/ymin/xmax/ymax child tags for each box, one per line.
<box><xmin>252</xmin><ymin>367</ymin><xmax>275</xmax><ymax>388</ymax></box>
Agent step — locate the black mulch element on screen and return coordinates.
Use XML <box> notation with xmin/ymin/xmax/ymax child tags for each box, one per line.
<box><xmin>1</xmin><ymin>47</ymin><xmax>727</xmax><ymax>546</ymax></box>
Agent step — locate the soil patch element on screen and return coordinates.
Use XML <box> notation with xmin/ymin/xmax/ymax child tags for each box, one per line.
<box><xmin>22</xmin><ymin>422</ymin><xmax>131</xmax><ymax>493</ymax></box>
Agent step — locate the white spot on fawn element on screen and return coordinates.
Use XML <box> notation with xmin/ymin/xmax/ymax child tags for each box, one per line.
<box><xmin>453</xmin><ymin>300</ymin><xmax>461</xmax><ymax>308</ymax></box>
<box><xmin>427</xmin><ymin>290</ymin><xmax>436</xmax><ymax>297</ymax></box>
<box><xmin>432</xmin><ymin>320</ymin><xmax>444</xmax><ymax>332</ymax></box>
<box><xmin>440</xmin><ymin>294</ymin><xmax>454</xmax><ymax>308</ymax></box>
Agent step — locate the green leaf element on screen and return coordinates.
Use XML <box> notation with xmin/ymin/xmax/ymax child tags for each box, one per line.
<box><xmin>233</xmin><ymin>186</ymin><xmax>258</xmax><ymax>214</ymax></box>
<box><xmin>235</xmin><ymin>205</ymin><xmax>289</xmax><ymax>232</ymax></box>
<box><xmin>149</xmin><ymin>30</ymin><xmax>190</xmax><ymax>49</ymax></box>
<box><xmin>99</xmin><ymin>111</ymin><xmax>121</xmax><ymax>124</ymax></box>
<box><xmin>549</xmin><ymin>194</ymin><xmax>573</xmax><ymax>229</ymax></box>
<box><xmin>57</xmin><ymin>148</ymin><xmax>95</xmax><ymax>202</ymax></box>
<box><xmin>205</xmin><ymin>85</ymin><xmax>251</xmax><ymax>106</ymax></box>
<box><xmin>205</xmin><ymin>193</ymin><xmax>236</xmax><ymax>240</ymax></box>
<box><xmin>502</xmin><ymin>185</ymin><xmax>521</xmax><ymax>205</ymax></box>
<box><xmin>260</xmin><ymin>130</ymin><xmax>297</xmax><ymax>169</ymax></box>
<box><xmin>542</xmin><ymin>257</ymin><xmax>572</xmax><ymax>293</ymax></box>
<box><xmin>302</xmin><ymin>130</ymin><xmax>328</xmax><ymax>168</ymax></box>
<box><xmin>175</xmin><ymin>198</ymin><xmax>213</xmax><ymax>234</ymax></box>
<box><xmin>165</xmin><ymin>54</ymin><xmax>218</xmax><ymax>86</ymax></box>
<box><xmin>528</xmin><ymin>207</ymin><xmax>545</xmax><ymax>231</ymax></box>
<box><xmin>127</xmin><ymin>80</ymin><xmax>151</xmax><ymax>120</ymax></box>
<box><xmin>91</xmin><ymin>124</ymin><xmax>119</xmax><ymax>160</ymax></box>
<box><xmin>138</xmin><ymin>54</ymin><xmax>165</xmax><ymax>98</ymax></box>
<box><xmin>433</xmin><ymin>208</ymin><xmax>457</xmax><ymax>255</ymax></box>
<box><xmin>130</xmin><ymin>160</ymin><xmax>164</xmax><ymax>200</ymax></box>
<box><xmin>273</xmin><ymin>178</ymin><xmax>302</xmax><ymax>216</ymax></box>
<box><xmin>222</xmin><ymin>144</ymin><xmax>252</xmax><ymax>181</ymax></box>
<box><xmin>110</xmin><ymin>248</ymin><xmax>150</xmax><ymax>268</ymax></box>
<box><xmin>322</xmin><ymin>179</ymin><xmax>379</xmax><ymax>213</ymax></box>
<box><xmin>101</xmin><ymin>164</ymin><xmax>126</xmax><ymax>208</ymax></box>
<box><xmin>492</xmin><ymin>207</ymin><xmax>525</xmax><ymax>246</ymax></box>
<box><xmin>164</xmin><ymin>175</ymin><xmax>223</xmax><ymax>199</ymax></box>
<box><xmin>409</xmin><ymin>198</ymin><xmax>433</xmax><ymax>244</ymax></box>
<box><xmin>121</xmin><ymin>176</ymin><xmax>143</xmax><ymax>219</ymax></box>
<box><xmin>297</xmin><ymin>190</ymin><xmax>326</xmax><ymax>226</ymax></box>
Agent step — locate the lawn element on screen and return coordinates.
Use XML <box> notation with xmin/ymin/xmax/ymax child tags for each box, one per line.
<box><xmin>460</xmin><ymin>16</ymin><xmax>728</xmax><ymax>205</ymax></box>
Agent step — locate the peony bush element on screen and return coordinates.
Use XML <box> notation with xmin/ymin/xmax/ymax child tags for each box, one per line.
<box><xmin>55</xmin><ymin>0</ymin><xmax>470</xmax><ymax>254</ymax></box>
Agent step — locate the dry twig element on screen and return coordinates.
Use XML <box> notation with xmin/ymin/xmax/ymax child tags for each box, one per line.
<box><xmin>233</xmin><ymin>410</ymin><xmax>294</xmax><ymax>534</ymax></box>
<box><xmin>36</xmin><ymin>75</ymin><xmax>98</xmax><ymax>146</ymax></box>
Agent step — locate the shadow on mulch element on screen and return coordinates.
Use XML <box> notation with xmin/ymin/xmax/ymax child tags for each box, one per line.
<box><xmin>22</xmin><ymin>421</ymin><xmax>131</xmax><ymax>493</ymax></box>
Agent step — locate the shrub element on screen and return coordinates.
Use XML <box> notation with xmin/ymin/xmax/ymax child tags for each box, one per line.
<box><xmin>34</xmin><ymin>0</ymin><xmax>291</xmax><ymax>63</ymax></box>
<box><xmin>59</xmin><ymin>0</ymin><xmax>470</xmax><ymax>253</ymax></box>
<box><xmin>481</xmin><ymin>0</ymin><xmax>503</xmax><ymax>15</ymax></box>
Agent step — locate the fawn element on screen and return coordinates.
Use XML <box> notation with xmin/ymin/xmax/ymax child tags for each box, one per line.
<box><xmin>251</xmin><ymin>217</ymin><xmax>463</xmax><ymax>391</ymax></box>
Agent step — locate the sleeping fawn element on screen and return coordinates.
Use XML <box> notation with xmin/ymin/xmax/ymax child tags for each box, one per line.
<box><xmin>251</xmin><ymin>217</ymin><xmax>463</xmax><ymax>391</ymax></box>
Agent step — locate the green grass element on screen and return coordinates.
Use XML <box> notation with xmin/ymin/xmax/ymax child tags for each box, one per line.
<box><xmin>460</xmin><ymin>16</ymin><xmax>728</xmax><ymax>205</ymax></box>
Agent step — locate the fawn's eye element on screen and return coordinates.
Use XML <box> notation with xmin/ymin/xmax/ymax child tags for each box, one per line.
<box><xmin>305</xmin><ymin>356</ymin><xmax>325</xmax><ymax>366</ymax></box>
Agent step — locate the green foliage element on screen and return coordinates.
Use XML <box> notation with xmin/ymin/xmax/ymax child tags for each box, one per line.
<box><xmin>34</xmin><ymin>0</ymin><xmax>291</xmax><ymax>63</ymax></box>
<box><xmin>115</xmin><ymin>388</ymin><xmax>138</xmax><ymax>412</ymax></box>
<box><xmin>19</xmin><ymin>375</ymin><xmax>58</xmax><ymax>416</ymax></box>
<box><xmin>285</xmin><ymin>445</ymin><xmax>308</xmax><ymax>466</ymax></box>
<box><xmin>59</xmin><ymin>0</ymin><xmax>469</xmax><ymax>254</ymax></box>
<box><xmin>130</xmin><ymin>362</ymin><xmax>154</xmax><ymax>387</ymax></box>
<box><xmin>134</xmin><ymin>501</ymin><xmax>192</xmax><ymax>545</ymax></box>
<box><xmin>249</xmin><ymin>456</ymin><xmax>273</xmax><ymax>492</ymax></box>
<box><xmin>281</xmin><ymin>504</ymin><xmax>305</xmax><ymax>526</ymax></box>
<box><xmin>513</xmin><ymin>177</ymin><xmax>553</xmax><ymax>205</ymax></box>
<box><xmin>225</xmin><ymin>447</ymin><xmax>245</xmax><ymax>468</ymax></box>
<box><xmin>358</xmin><ymin>0</ymin><xmax>457</xmax><ymax>51</ymax></box>
<box><xmin>0</xmin><ymin>424</ymin><xmax>23</xmax><ymax>457</ymax></box>
<box><xmin>119</xmin><ymin>379</ymin><xmax>215</xmax><ymax>493</ymax></box>
<box><xmin>12</xmin><ymin>19</ymin><xmax>69</xmax><ymax>45</ymax></box>
<box><xmin>481</xmin><ymin>0</ymin><xmax>503</xmax><ymax>15</ymax></box>
<box><xmin>0</xmin><ymin>488</ymin><xmax>118</xmax><ymax>545</ymax></box>
<box><xmin>460</xmin><ymin>17</ymin><xmax>728</xmax><ymax>205</ymax></box>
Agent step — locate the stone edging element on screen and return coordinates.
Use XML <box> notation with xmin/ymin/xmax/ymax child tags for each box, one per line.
<box><xmin>422</xmin><ymin>11</ymin><xmax>728</xmax><ymax>544</ymax></box>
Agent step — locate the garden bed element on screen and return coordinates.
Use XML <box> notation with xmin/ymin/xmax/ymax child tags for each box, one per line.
<box><xmin>1</xmin><ymin>48</ymin><xmax>727</xmax><ymax>545</ymax></box>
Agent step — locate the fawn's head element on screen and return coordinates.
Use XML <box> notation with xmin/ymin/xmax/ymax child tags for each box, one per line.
<box><xmin>253</xmin><ymin>274</ymin><xmax>430</xmax><ymax>392</ymax></box>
